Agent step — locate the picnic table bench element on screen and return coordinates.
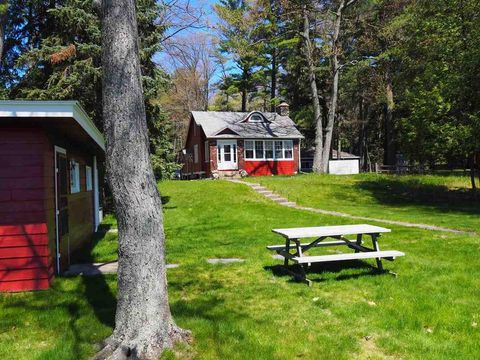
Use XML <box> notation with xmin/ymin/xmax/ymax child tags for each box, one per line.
<box><xmin>267</xmin><ymin>224</ymin><xmax>404</xmax><ymax>285</ymax></box>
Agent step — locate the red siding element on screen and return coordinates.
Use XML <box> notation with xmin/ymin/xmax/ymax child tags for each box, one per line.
<box><xmin>244</xmin><ymin>160</ymin><xmax>297</xmax><ymax>176</ymax></box>
<box><xmin>182</xmin><ymin>117</ymin><xmax>208</xmax><ymax>176</ymax></box>
<box><xmin>0</xmin><ymin>128</ymin><xmax>52</xmax><ymax>291</ymax></box>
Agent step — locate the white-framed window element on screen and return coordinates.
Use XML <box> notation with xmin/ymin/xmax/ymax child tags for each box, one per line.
<box><xmin>86</xmin><ymin>166</ymin><xmax>93</xmax><ymax>191</ymax></box>
<box><xmin>70</xmin><ymin>160</ymin><xmax>80</xmax><ymax>193</ymax></box>
<box><xmin>249</xmin><ymin>113</ymin><xmax>264</xmax><ymax>122</ymax></box>
<box><xmin>275</xmin><ymin>140</ymin><xmax>283</xmax><ymax>159</ymax></box>
<box><xmin>244</xmin><ymin>140</ymin><xmax>295</xmax><ymax>161</ymax></box>
<box><xmin>265</xmin><ymin>141</ymin><xmax>274</xmax><ymax>159</ymax></box>
<box><xmin>245</xmin><ymin>140</ymin><xmax>254</xmax><ymax>159</ymax></box>
<box><xmin>193</xmin><ymin>144</ymin><xmax>199</xmax><ymax>164</ymax></box>
<box><xmin>284</xmin><ymin>140</ymin><xmax>293</xmax><ymax>159</ymax></box>
<box><xmin>255</xmin><ymin>141</ymin><xmax>264</xmax><ymax>159</ymax></box>
<box><xmin>204</xmin><ymin>141</ymin><xmax>210</xmax><ymax>162</ymax></box>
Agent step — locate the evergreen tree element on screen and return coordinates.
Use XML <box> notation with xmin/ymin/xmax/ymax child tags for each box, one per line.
<box><xmin>1</xmin><ymin>0</ymin><xmax>179</xmax><ymax>179</ymax></box>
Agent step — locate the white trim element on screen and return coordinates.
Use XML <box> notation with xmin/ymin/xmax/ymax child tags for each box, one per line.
<box><xmin>93</xmin><ymin>156</ymin><xmax>101</xmax><ymax>232</ymax></box>
<box><xmin>0</xmin><ymin>101</ymin><xmax>105</xmax><ymax>151</ymax></box>
<box><xmin>244</xmin><ymin>139</ymin><xmax>294</xmax><ymax>161</ymax></box>
<box><xmin>217</xmin><ymin>139</ymin><xmax>238</xmax><ymax>170</ymax></box>
<box><xmin>54</xmin><ymin>146</ymin><xmax>67</xmax><ymax>274</ymax></box>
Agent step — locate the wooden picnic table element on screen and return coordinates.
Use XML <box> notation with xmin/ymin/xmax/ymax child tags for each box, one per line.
<box><xmin>268</xmin><ymin>224</ymin><xmax>404</xmax><ymax>285</ymax></box>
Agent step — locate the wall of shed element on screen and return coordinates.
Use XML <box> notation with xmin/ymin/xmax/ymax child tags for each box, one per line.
<box><xmin>46</xmin><ymin>134</ymin><xmax>95</xmax><ymax>269</ymax></box>
<box><xmin>0</xmin><ymin>127</ymin><xmax>53</xmax><ymax>291</ymax></box>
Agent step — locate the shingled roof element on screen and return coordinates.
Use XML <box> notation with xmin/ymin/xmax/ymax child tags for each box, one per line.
<box><xmin>191</xmin><ymin>111</ymin><xmax>304</xmax><ymax>139</ymax></box>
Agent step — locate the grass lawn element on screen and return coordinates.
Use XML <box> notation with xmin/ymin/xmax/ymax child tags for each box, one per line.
<box><xmin>1</xmin><ymin>177</ymin><xmax>480</xmax><ymax>359</ymax></box>
<box><xmin>245</xmin><ymin>173</ymin><xmax>480</xmax><ymax>233</ymax></box>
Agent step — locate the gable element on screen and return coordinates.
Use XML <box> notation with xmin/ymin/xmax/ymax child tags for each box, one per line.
<box><xmin>215</xmin><ymin>127</ymin><xmax>240</xmax><ymax>136</ymax></box>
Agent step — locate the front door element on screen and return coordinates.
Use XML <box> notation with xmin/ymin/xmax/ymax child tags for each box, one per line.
<box><xmin>54</xmin><ymin>147</ymin><xmax>69</xmax><ymax>273</ymax></box>
<box><xmin>217</xmin><ymin>140</ymin><xmax>238</xmax><ymax>170</ymax></box>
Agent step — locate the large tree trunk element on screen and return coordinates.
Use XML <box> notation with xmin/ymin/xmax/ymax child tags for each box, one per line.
<box><xmin>383</xmin><ymin>74</ymin><xmax>395</xmax><ymax>165</ymax></box>
<box><xmin>241</xmin><ymin>89</ymin><xmax>247</xmax><ymax>111</ymax></box>
<box><xmin>0</xmin><ymin>0</ymin><xmax>7</xmax><ymax>60</ymax></box>
<box><xmin>270</xmin><ymin>48</ymin><xmax>277</xmax><ymax>112</ymax></box>
<box><xmin>95</xmin><ymin>0</ymin><xmax>189</xmax><ymax>359</ymax></box>
<box><xmin>321</xmin><ymin>0</ymin><xmax>349</xmax><ymax>174</ymax></box>
<box><xmin>301</xmin><ymin>5</ymin><xmax>324</xmax><ymax>173</ymax></box>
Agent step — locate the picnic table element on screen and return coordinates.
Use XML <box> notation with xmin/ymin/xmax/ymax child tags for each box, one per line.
<box><xmin>267</xmin><ymin>224</ymin><xmax>404</xmax><ymax>285</ymax></box>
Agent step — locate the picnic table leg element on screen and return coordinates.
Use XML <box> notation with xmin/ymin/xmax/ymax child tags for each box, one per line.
<box><xmin>371</xmin><ymin>234</ymin><xmax>384</xmax><ymax>271</ymax></box>
<box><xmin>355</xmin><ymin>234</ymin><xmax>363</xmax><ymax>253</ymax></box>
<box><xmin>284</xmin><ymin>238</ymin><xmax>291</xmax><ymax>267</ymax></box>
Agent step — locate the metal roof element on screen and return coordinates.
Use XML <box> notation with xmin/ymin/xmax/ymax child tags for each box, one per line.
<box><xmin>191</xmin><ymin>111</ymin><xmax>304</xmax><ymax>139</ymax></box>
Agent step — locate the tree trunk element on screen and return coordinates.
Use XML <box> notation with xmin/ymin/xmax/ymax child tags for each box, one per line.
<box><xmin>241</xmin><ymin>87</ymin><xmax>247</xmax><ymax>112</ymax></box>
<box><xmin>383</xmin><ymin>74</ymin><xmax>395</xmax><ymax>165</ymax></box>
<box><xmin>95</xmin><ymin>0</ymin><xmax>189</xmax><ymax>359</ymax></box>
<box><xmin>470</xmin><ymin>154</ymin><xmax>476</xmax><ymax>190</ymax></box>
<box><xmin>301</xmin><ymin>5</ymin><xmax>324</xmax><ymax>173</ymax></box>
<box><xmin>321</xmin><ymin>0</ymin><xmax>348</xmax><ymax>174</ymax></box>
<box><xmin>0</xmin><ymin>0</ymin><xmax>5</xmax><ymax>60</ymax></box>
<box><xmin>270</xmin><ymin>48</ymin><xmax>277</xmax><ymax>112</ymax></box>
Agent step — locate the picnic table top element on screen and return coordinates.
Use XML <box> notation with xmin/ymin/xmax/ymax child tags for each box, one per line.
<box><xmin>272</xmin><ymin>224</ymin><xmax>391</xmax><ymax>239</ymax></box>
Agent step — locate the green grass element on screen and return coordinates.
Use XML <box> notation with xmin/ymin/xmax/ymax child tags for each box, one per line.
<box><xmin>245</xmin><ymin>173</ymin><xmax>480</xmax><ymax>232</ymax></box>
<box><xmin>1</xmin><ymin>177</ymin><xmax>480</xmax><ymax>359</ymax></box>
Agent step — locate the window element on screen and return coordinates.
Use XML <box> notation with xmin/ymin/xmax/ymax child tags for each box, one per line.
<box><xmin>193</xmin><ymin>144</ymin><xmax>199</xmax><ymax>163</ymax></box>
<box><xmin>86</xmin><ymin>166</ymin><xmax>93</xmax><ymax>191</ymax></box>
<box><xmin>245</xmin><ymin>141</ymin><xmax>254</xmax><ymax>159</ymax></box>
<box><xmin>224</xmin><ymin>144</ymin><xmax>232</xmax><ymax>161</ymax></box>
<box><xmin>265</xmin><ymin>141</ymin><xmax>274</xmax><ymax>159</ymax></box>
<box><xmin>284</xmin><ymin>140</ymin><xmax>293</xmax><ymax>159</ymax></box>
<box><xmin>70</xmin><ymin>160</ymin><xmax>80</xmax><ymax>193</ymax></box>
<box><xmin>275</xmin><ymin>141</ymin><xmax>283</xmax><ymax>159</ymax></box>
<box><xmin>244</xmin><ymin>140</ymin><xmax>295</xmax><ymax>161</ymax></box>
<box><xmin>255</xmin><ymin>141</ymin><xmax>264</xmax><ymax>159</ymax></box>
<box><xmin>249</xmin><ymin>114</ymin><xmax>264</xmax><ymax>122</ymax></box>
<box><xmin>204</xmin><ymin>141</ymin><xmax>210</xmax><ymax>162</ymax></box>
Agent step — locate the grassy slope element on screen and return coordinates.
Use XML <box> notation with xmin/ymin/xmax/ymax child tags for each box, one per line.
<box><xmin>1</xmin><ymin>179</ymin><xmax>479</xmax><ymax>359</ymax></box>
<box><xmin>245</xmin><ymin>173</ymin><xmax>480</xmax><ymax>232</ymax></box>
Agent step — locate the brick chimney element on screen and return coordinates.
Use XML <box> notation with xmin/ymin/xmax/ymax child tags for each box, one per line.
<box><xmin>277</xmin><ymin>102</ymin><xmax>290</xmax><ymax>116</ymax></box>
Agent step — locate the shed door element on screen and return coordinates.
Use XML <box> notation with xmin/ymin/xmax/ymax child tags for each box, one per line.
<box><xmin>55</xmin><ymin>149</ymin><xmax>69</xmax><ymax>273</ymax></box>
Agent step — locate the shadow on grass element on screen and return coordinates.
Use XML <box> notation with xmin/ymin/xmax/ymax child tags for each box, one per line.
<box><xmin>353</xmin><ymin>177</ymin><xmax>480</xmax><ymax>215</ymax></box>
<box><xmin>265</xmin><ymin>260</ymin><xmax>386</xmax><ymax>283</ymax></box>
<box><xmin>169</xmin><ymin>287</ymin><xmax>277</xmax><ymax>356</ymax></box>
<box><xmin>71</xmin><ymin>223</ymin><xmax>113</xmax><ymax>264</ymax></box>
<box><xmin>82</xmin><ymin>275</ymin><xmax>116</xmax><ymax>328</ymax></box>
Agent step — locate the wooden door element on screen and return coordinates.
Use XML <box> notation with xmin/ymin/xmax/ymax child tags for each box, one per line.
<box><xmin>55</xmin><ymin>150</ymin><xmax>69</xmax><ymax>273</ymax></box>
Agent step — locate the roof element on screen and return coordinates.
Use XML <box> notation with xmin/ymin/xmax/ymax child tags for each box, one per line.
<box><xmin>191</xmin><ymin>111</ymin><xmax>304</xmax><ymax>139</ymax></box>
<box><xmin>0</xmin><ymin>100</ymin><xmax>105</xmax><ymax>151</ymax></box>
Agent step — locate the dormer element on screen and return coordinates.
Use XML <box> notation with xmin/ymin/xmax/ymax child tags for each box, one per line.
<box><xmin>242</xmin><ymin>111</ymin><xmax>270</xmax><ymax>123</ymax></box>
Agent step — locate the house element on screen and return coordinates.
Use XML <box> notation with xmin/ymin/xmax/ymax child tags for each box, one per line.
<box><xmin>182</xmin><ymin>103</ymin><xmax>304</xmax><ymax>178</ymax></box>
<box><xmin>0</xmin><ymin>101</ymin><xmax>104</xmax><ymax>292</ymax></box>
<box><xmin>301</xmin><ymin>148</ymin><xmax>360</xmax><ymax>175</ymax></box>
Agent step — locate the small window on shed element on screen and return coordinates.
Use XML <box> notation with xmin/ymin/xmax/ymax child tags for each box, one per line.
<box><xmin>86</xmin><ymin>166</ymin><xmax>93</xmax><ymax>191</ymax></box>
<box><xmin>70</xmin><ymin>160</ymin><xmax>80</xmax><ymax>193</ymax></box>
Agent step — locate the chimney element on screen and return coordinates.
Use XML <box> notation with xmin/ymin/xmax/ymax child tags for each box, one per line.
<box><xmin>277</xmin><ymin>102</ymin><xmax>290</xmax><ymax>116</ymax></box>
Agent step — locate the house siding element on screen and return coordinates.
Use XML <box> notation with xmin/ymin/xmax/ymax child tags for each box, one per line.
<box><xmin>0</xmin><ymin>124</ymin><xmax>99</xmax><ymax>292</ymax></box>
<box><xmin>183</xmin><ymin>118</ymin><xmax>207</xmax><ymax>176</ymax></box>
<box><xmin>0</xmin><ymin>128</ymin><xmax>53</xmax><ymax>292</ymax></box>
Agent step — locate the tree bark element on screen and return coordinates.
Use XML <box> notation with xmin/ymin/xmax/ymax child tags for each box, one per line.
<box><xmin>95</xmin><ymin>0</ymin><xmax>189</xmax><ymax>359</ymax></box>
<box><xmin>383</xmin><ymin>73</ymin><xmax>395</xmax><ymax>165</ymax></box>
<box><xmin>0</xmin><ymin>0</ymin><xmax>7</xmax><ymax>60</ymax></box>
<box><xmin>470</xmin><ymin>154</ymin><xmax>476</xmax><ymax>190</ymax></box>
<box><xmin>321</xmin><ymin>0</ymin><xmax>348</xmax><ymax>174</ymax></box>
<box><xmin>270</xmin><ymin>48</ymin><xmax>277</xmax><ymax>112</ymax></box>
<box><xmin>301</xmin><ymin>5</ymin><xmax>324</xmax><ymax>173</ymax></box>
<box><xmin>241</xmin><ymin>86</ymin><xmax>247</xmax><ymax>111</ymax></box>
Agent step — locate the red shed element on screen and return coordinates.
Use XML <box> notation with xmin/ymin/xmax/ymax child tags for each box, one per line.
<box><xmin>181</xmin><ymin>103</ymin><xmax>304</xmax><ymax>178</ymax></box>
<box><xmin>0</xmin><ymin>101</ymin><xmax>104</xmax><ymax>291</ymax></box>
